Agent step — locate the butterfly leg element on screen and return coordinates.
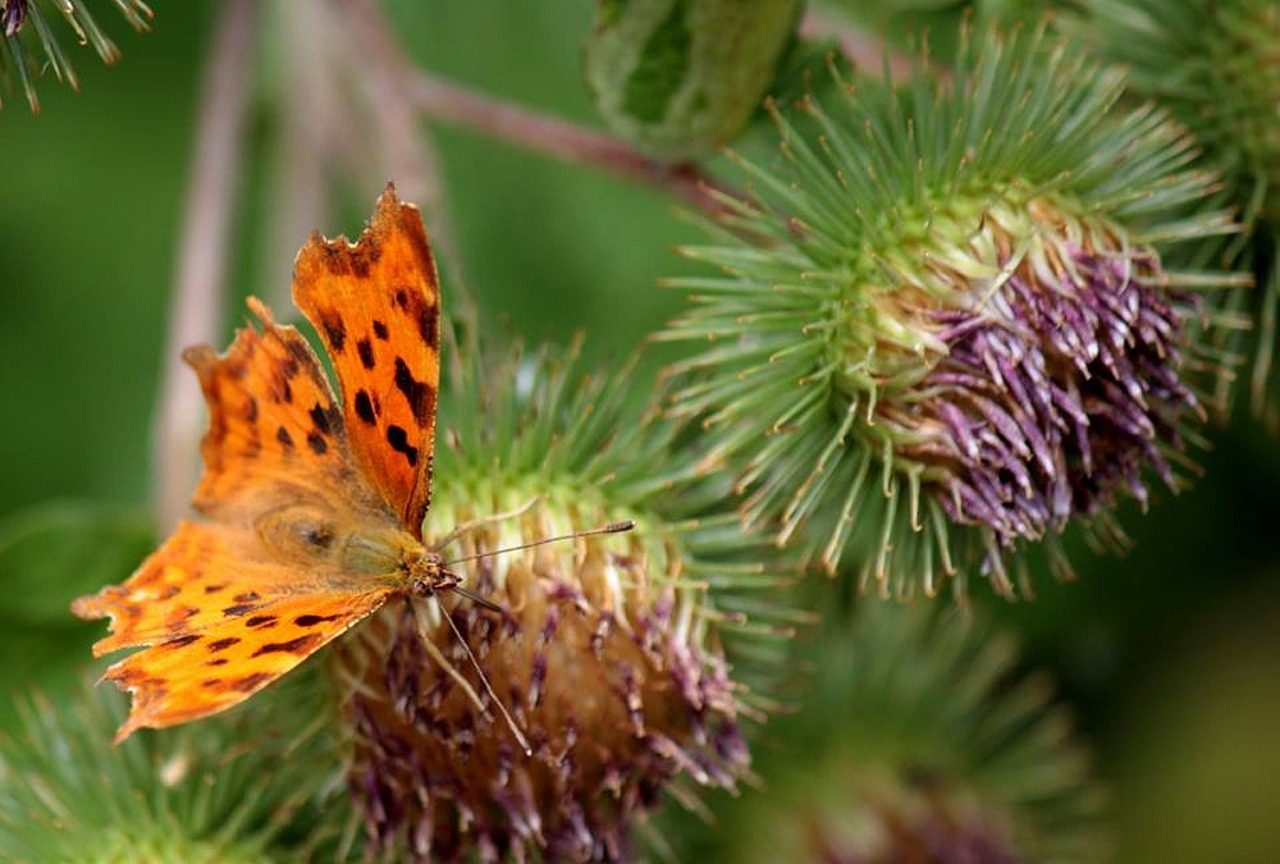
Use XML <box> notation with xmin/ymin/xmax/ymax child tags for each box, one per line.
<box><xmin>408</xmin><ymin>596</ymin><xmax>532</xmax><ymax>755</ymax></box>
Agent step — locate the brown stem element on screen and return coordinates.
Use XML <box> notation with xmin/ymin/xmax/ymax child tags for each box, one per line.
<box><xmin>334</xmin><ymin>2</ymin><xmax>738</xmax><ymax>218</ymax></box>
<box><xmin>151</xmin><ymin>0</ymin><xmax>258</xmax><ymax>531</ymax></box>
<box><xmin>338</xmin><ymin>0</ymin><xmax>449</xmax><ymax>237</ymax></box>
<box><xmin>404</xmin><ymin>71</ymin><xmax>738</xmax><ymax>218</ymax></box>
<box><xmin>260</xmin><ymin>1</ymin><xmax>340</xmax><ymax>313</ymax></box>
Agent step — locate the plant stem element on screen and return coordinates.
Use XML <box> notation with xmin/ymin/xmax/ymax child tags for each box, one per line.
<box><xmin>335</xmin><ymin>1</ymin><xmax>736</xmax><ymax>216</ymax></box>
<box><xmin>338</xmin><ymin>0</ymin><xmax>471</xmax><ymax>299</ymax></box>
<box><xmin>151</xmin><ymin>0</ymin><xmax>258</xmax><ymax>532</ymax></box>
<box><xmin>404</xmin><ymin>71</ymin><xmax>738</xmax><ymax>217</ymax></box>
<box><xmin>259</xmin><ymin>1</ymin><xmax>338</xmax><ymax>313</ymax></box>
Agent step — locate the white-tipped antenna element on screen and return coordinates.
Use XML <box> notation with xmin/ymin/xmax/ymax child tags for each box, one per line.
<box><xmin>420</xmin><ymin>519</ymin><xmax>635</xmax><ymax>757</ymax></box>
<box><xmin>441</xmin><ymin>520</ymin><xmax>635</xmax><ymax>567</ymax></box>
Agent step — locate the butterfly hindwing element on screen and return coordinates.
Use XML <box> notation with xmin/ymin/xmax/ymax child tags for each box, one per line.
<box><xmin>184</xmin><ymin>298</ymin><xmax>391</xmax><ymax>526</ymax></box>
<box><xmin>292</xmin><ymin>186</ymin><xmax>441</xmax><ymax>539</ymax></box>
<box><xmin>72</xmin><ymin>520</ymin><xmax>396</xmax><ymax>741</ymax></box>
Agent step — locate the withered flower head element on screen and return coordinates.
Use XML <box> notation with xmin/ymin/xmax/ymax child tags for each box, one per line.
<box><xmin>334</xmin><ymin>340</ymin><xmax>784</xmax><ymax>862</ymax></box>
<box><xmin>661</xmin><ymin>24</ymin><xmax>1240</xmax><ymax>597</ymax></box>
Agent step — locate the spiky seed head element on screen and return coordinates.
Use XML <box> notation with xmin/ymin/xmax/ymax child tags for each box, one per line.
<box><xmin>334</xmin><ymin>340</ymin><xmax>787</xmax><ymax>862</ymax></box>
<box><xmin>0</xmin><ymin>686</ymin><xmax>315</xmax><ymax>864</ymax></box>
<box><xmin>1087</xmin><ymin>0</ymin><xmax>1280</xmax><ymax>425</ymax></box>
<box><xmin>1088</xmin><ymin>0</ymin><xmax>1280</xmax><ymax>223</ymax></box>
<box><xmin>690</xmin><ymin>603</ymin><xmax>1108</xmax><ymax>863</ymax></box>
<box><xmin>660</xmin><ymin>23</ymin><xmax>1242</xmax><ymax>597</ymax></box>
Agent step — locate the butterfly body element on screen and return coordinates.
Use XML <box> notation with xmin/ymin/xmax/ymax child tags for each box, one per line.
<box><xmin>252</xmin><ymin>502</ymin><xmax>448</xmax><ymax>590</ymax></box>
<box><xmin>73</xmin><ymin>187</ymin><xmax>447</xmax><ymax>742</ymax></box>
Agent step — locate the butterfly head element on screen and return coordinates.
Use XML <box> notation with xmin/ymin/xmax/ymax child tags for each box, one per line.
<box><xmin>405</xmin><ymin>548</ymin><xmax>455</xmax><ymax>597</ymax></box>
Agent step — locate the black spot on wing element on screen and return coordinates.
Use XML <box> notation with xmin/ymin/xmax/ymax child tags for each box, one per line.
<box><xmin>204</xmin><ymin>583</ymin><xmax>228</xmax><ymax>595</ymax></box>
<box><xmin>282</xmin><ymin>340</ymin><xmax>310</xmax><ymax>376</ymax></box>
<box><xmin>222</xmin><ymin>604</ymin><xmax>260</xmax><ymax>617</ymax></box>
<box><xmin>357</xmin><ymin>338</ymin><xmax>375</xmax><ymax>370</ymax></box>
<box><xmin>223</xmin><ymin>356</ymin><xmax>250</xmax><ymax>381</ymax></box>
<box><xmin>246</xmin><ymin>615</ymin><xmax>278</xmax><ymax>628</ymax></box>
<box><xmin>307</xmin><ymin>431</ymin><xmax>328</xmax><ymax>455</ymax></box>
<box><xmin>276</xmin><ymin>426</ymin><xmax>294</xmax><ymax>449</ymax></box>
<box><xmin>309</xmin><ymin>402</ymin><xmax>337</xmax><ymax>435</ymax></box>
<box><xmin>251</xmin><ymin>633</ymin><xmax>324</xmax><ymax>657</ymax></box>
<box><xmin>165</xmin><ymin>634</ymin><xmax>201</xmax><ymax>648</ymax></box>
<box><xmin>234</xmin><ymin>591</ymin><xmax>261</xmax><ymax>603</ymax></box>
<box><xmin>393</xmin><ymin>358</ymin><xmax>432</xmax><ymax>426</ymax></box>
<box><xmin>386</xmin><ymin>424</ymin><xmax>419</xmax><ymax>467</ymax></box>
<box><xmin>394</xmin><ymin>289</ymin><xmax>409</xmax><ymax>310</ymax></box>
<box><xmin>269</xmin><ymin>362</ymin><xmax>295</xmax><ymax>403</ymax></box>
<box><xmin>209</xmin><ymin>637</ymin><xmax>240</xmax><ymax>652</ymax></box>
<box><xmin>232</xmin><ymin>672</ymin><xmax>273</xmax><ymax>692</ymax></box>
<box><xmin>244</xmin><ymin>395</ymin><xmax>258</xmax><ymax>423</ymax></box>
<box><xmin>295</xmin><ymin>613</ymin><xmax>344</xmax><ymax>627</ymax></box>
<box><xmin>417</xmin><ymin>300</ymin><xmax>439</xmax><ymax>351</ymax></box>
<box><xmin>354</xmin><ymin>390</ymin><xmax>378</xmax><ymax>426</ymax></box>
<box><xmin>321</xmin><ymin>313</ymin><xmax>347</xmax><ymax>353</ymax></box>
<box><xmin>373</xmin><ymin>320</ymin><xmax>389</xmax><ymax>340</ymax></box>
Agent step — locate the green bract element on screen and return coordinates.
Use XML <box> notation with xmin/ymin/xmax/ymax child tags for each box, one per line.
<box><xmin>661</xmin><ymin>23</ymin><xmax>1243</xmax><ymax>598</ymax></box>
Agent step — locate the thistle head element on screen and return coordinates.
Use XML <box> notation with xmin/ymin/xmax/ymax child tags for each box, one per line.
<box><xmin>684</xmin><ymin>602</ymin><xmax>1108</xmax><ymax>863</ymax></box>
<box><xmin>661</xmin><ymin>23</ymin><xmax>1239</xmax><ymax>597</ymax></box>
<box><xmin>1087</xmin><ymin>0</ymin><xmax>1279</xmax><ymax>224</ymax></box>
<box><xmin>0</xmin><ymin>686</ymin><xmax>316</xmax><ymax>863</ymax></box>
<box><xmin>1</xmin><ymin>0</ymin><xmax>26</xmax><ymax>37</ymax></box>
<box><xmin>333</xmin><ymin>339</ymin><xmax>785</xmax><ymax>862</ymax></box>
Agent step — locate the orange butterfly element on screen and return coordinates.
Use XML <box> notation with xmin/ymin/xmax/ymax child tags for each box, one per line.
<box><xmin>73</xmin><ymin>186</ymin><xmax>458</xmax><ymax>742</ymax></box>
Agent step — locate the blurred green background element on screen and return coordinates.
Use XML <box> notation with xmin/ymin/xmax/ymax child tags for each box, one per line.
<box><xmin>1</xmin><ymin>3</ymin><xmax>1277</xmax><ymax>861</ymax></box>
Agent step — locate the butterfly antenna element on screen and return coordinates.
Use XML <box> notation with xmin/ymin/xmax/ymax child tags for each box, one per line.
<box><xmin>414</xmin><ymin>595</ymin><xmax>532</xmax><ymax>756</ymax></box>
<box><xmin>441</xmin><ymin>520</ymin><xmax>635</xmax><ymax>567</ymax></box>
<box><xmin>433</xmin><ymin>495</ymin><xmax>541</xmax><ymax>551</ymax></box>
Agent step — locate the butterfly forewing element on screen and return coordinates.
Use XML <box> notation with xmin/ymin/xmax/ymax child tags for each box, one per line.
<box><xmin>292</xmin><ymin>187</ymin><xmax>441</xmax><ymax>539</ymax></box>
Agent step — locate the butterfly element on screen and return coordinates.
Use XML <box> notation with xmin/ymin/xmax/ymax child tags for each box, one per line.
<box><xmin>72</xmin><ymin>186</ymin><xmax>459</xmax><ymax>743</ymax></box>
